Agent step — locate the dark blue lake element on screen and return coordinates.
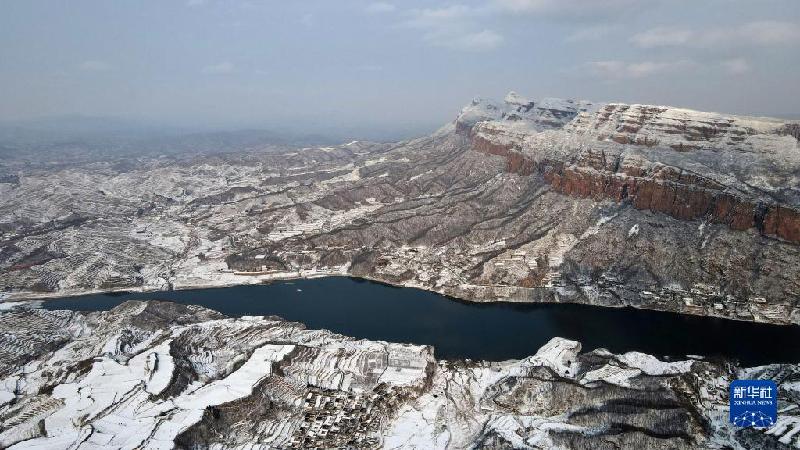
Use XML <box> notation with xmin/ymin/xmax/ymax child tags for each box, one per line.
<box><xmin>41</xmin><ymin>277</ymin><xmax>800</xmax><ymax>366</ymax></box>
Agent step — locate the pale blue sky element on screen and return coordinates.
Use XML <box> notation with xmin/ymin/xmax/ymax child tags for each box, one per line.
<box><xmin>1</xmin><ymin>0</ymin><xmax>798</xmax><ymax>134</ymax></box>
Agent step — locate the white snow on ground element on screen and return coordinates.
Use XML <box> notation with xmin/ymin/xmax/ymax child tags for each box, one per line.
<box><xmin>527</xmin><ymin>337</ymin><xmax>581</xmax><ymax>377</ymax></box>
<box><xmin>618</xmin><ymin>351</ymin><xmax>694</xmax><ymax>375</ymax></box>
<box><xmin>10</xmin><ymin>341</ymin><xmax>294</xmax><ymax>450</ymax></box>
<box><xmin>2</xmin><ymin>306</ymin><xmax>797</xmax><ymax>450</ymax></box>
<box><xmin>0</xmin><ymin>388</ymin><xmax>14</xmax><ymax>406</ymax></box>
<box><xmin>147</xmin><ymin>344</ymin><xmax>295</xmax><ymax>446</ymax></box>
<box><xmin>0</xmin><ymin>300</ymin><xmax>39</xmax><ymax>311</ymax></box>
<box><xmin>581</xmin><ymin>364</ymin><xmax>642</xmax><ymax>388</ymax></box>
<box><xmin>384</xmin><ymin>338</ymin><xmax>598</xmax><ymax>450</ymax></box>
<box><xmin>458</xmin><ymin>93</ymin><xmax>595</xmax><ymax>133</ymax></box>
<box><xmin>145</xmin><ymin>341</ymin><xmax>175</xmax><ymax>396</ymax></box>
<box><xmin>579</xmin><ymin>351</ymin><xmax>694</xmax><ymax>388</ymax></box>
<box><xmin>378</xmin><ymin>347</ymin><xmax>430</xmax><ymax>387</ymax></box>
<box><xmin>482</xmin><ymin>416</ymin><xmax>586</xmax><ymax>449</ymax></box>
<box><xmin>2</xmin><ymin>309</ymin><xmax>438</xmax><ymax>449</ymax></box>
<box><xmin>767</xmin><ymin>416</ymin><xmax>800</xmax><ymax>446</ymax></box>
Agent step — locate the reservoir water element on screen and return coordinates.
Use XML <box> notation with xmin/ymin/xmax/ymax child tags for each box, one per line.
<box><xmin>41</xmin><ymin>277</ymin><xmax>800</xmax><ymax>366</ymax></box>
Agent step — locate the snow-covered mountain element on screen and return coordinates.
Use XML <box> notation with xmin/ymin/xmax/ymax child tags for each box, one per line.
<box><xmin>1</xmin><ymin>92</ymin><xmax>799</xmax><ymax>325</ymax></box>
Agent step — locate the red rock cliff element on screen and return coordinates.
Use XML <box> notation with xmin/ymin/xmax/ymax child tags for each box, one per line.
<box><xmin>471</xmin><ymin>133</ymin><xmax>800</xmax><ymax>243</ymax></box>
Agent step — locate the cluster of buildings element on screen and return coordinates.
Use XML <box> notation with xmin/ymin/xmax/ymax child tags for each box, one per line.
<box><xmin>636</xmin><ymin>283</ymin><xmax>775</xmax><ymax>320</ymax></box>
<box><xmin>289</xmin><ymin>386</ymin><xmax>403</xmax><ymax>448</ymax></box>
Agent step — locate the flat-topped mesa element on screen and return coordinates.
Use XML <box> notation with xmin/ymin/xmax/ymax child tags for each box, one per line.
<box><xmin>565</xmin><ymin>103</ymin><xmax>797</xmax><ymax>151</ymax></box>
<box><xmin>463</xmin><ymin>92</ymin><xmax>800</xmax><ymax>243</ymax></box>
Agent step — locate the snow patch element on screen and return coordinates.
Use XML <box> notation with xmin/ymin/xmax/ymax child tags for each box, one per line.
<box><xmin>618</xmin><ymin>352</ymin><xmax>694</xmax><ymax>375</ymax></box>
<box><xmin>527</xmin><ymin>338</ymin><xmax>581</xmax><ymax>377</ymax></box>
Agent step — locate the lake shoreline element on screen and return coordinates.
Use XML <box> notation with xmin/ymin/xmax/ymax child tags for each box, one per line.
<box><xmin>20</xmin><ymin>277</ymin><xmax>800</xmax><ymax>366</ymax></box>
<box><xmin>4</xmin><ymin>271</ymin><xmax>800</xmax><ymax>329</ymax></box>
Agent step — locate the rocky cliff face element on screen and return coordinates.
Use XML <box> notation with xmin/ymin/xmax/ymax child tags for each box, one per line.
<box><xmin>1</xmin><ymin>301</ymin><xmax>798</xmax><ymax>449</ymax></box>
<box><xmin>1</xmin><ymin>92</ymin><xmax>799</xmax><ymax>325</ymax></box>
<box><xmin>466</xmin><ymin>96</ymin><xmax>800</xmax><ymax>243</ymax></box>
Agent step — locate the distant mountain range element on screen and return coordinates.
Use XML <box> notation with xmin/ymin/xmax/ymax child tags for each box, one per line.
<box><xmin>0</xmin><ymin>115</ymin><xmax>439</xmax><ymax>165</ymax></box>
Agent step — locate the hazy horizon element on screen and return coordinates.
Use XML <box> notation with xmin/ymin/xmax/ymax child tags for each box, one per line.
<box><xmin>2</xmin><ymin>0</ymin><xmax>799</xmax><ymax>136</ymax></box>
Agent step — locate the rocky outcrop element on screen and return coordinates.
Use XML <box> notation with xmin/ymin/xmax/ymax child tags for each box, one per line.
<box><xmin>467</xmin><ymin>99</ymin><xmax>800</xmax><ymax>244</ymax></box>
<box><xmin>471</xmin><ymin>131</ymin><xmax>536</xmax><ymax>175</ymax></box>
<box><xmin>1</xmin><ymin>301</ymin><xmax>798</xmax><ymax>449</ymax></box>
<box><xmin>545</xmin><ymin>159</ymin><xmax>800</xmax><ymax>243</ymax></box>
<box><xmin>568</xmin><ymin>103</ymin><xmax>759</xmax><ymax>149</ymax></box>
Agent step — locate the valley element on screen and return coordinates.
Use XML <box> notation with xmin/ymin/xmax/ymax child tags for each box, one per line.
<box><xmin>2</xmin><ymin>93</ymin><xmax>799</xmax><ymax>325</ymax></box>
